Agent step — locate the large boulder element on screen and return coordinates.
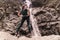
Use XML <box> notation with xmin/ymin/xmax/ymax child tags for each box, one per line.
<box><xmin>31</xmin><ymin>0</ymin><xmax>48</xmax><ymax>7</ymax></box>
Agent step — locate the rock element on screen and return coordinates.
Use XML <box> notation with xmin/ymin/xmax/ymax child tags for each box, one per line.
<box><xmin>31</xmin><ymin>0</ymin><xmax>48</xmax><ymax>7</ymax></box>
<box><xmin>32</xmin><ymin>7</ymin><xmax>60</xmax><ymax>36</ymax></box>
<box><xmin>18</xmin><ymin>35</ymin><xmax>60</xmax><ymax>40</ymax></box>
<box><xmin>0</xmin><ymin>31</ymin><xmax>60</xmax><ymax>40</ymax></box>
<box><xmin>0</xmin><ymin>31</ymin><xmax>17</xmax><ymax>40</ymax></box>
<box><xmin>42</xmin><ymin>35</ymin><xmax>60</xmax><ymax>40</ymax></box>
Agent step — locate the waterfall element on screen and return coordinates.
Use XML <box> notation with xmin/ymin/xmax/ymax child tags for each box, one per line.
<box><xmin>25</xmin><ymin>0</ymin><xmax>41</xmax><ymax>37</ymax></box>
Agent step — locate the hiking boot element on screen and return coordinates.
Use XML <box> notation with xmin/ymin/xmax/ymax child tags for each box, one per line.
<box><xmin>26</xmin><ymin>33</ymin><xmax>32</xmax><ymax>38</ymax></box>
<box><xmin>15</xmin><ymin>32</ymin><xmax>18</xmax><ymax>36</ymax></box>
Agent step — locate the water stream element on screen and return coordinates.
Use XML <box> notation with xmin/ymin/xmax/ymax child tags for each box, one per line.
<box><xmin>25</xmin><ymin>0</ymin><xmax>41</xmax><ymax>37</ymax></box>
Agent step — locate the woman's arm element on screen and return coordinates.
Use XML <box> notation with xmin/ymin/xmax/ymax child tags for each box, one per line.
<box><xmin>18</xmin><ymin>11</ymin><xmax>21</xmax><ymax>17</ymax></box>
<box><xmin>27</xmin><ymin>9</ymin><xmax>30</xmax><ymax>16</ymax></box>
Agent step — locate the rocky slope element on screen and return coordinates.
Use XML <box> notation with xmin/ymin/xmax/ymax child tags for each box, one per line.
<box><xmin>0</xmin><ymin>0</ymin><xmax>60</xmax><ymax>39</ymax></box>
<box><xmin>33</xmin><ymin>7</ymin><xmax>60</xmax><ymax>36</ymax></box>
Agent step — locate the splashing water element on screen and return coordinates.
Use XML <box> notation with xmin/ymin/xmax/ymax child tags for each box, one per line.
<box><xmin>25</xmin><ymin>0</ymin><xmax>41</xmax><ymax>37</ymax></box>
<box><xmin>25</xmin><ymin>0</ymin><xmax>31</xmax><ymax>8</ymax></box>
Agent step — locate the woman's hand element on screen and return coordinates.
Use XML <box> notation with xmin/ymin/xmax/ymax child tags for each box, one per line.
<box><xmin>27</xmin><ymin>9</ymin><xmax>30</xmax><ymax>16</ymax></box>
<box><xmin>18</xmin><ymin>11</ymin><xmax>21</xmax><ymax>17</ymax></box>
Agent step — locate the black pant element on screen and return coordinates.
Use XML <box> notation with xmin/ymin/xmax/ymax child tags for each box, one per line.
<box><xmin>16</xmin><ymin>16</ymin><xmax>32</xmax><ymax>33</ymax></box>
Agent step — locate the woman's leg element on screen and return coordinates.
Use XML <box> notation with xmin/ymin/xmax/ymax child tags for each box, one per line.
<box><xmin>16</xmin><ymin>17</ymin><xmax>25</xmax><ymax>33</ymax></box>
<box><xmin>26</xmin><ymin>17</ymin><xmax>32</xmax><ymax>33</ymax></box>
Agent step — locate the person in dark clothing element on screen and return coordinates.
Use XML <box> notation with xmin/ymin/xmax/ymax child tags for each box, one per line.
<box><xmin>16</xmin><ymin>5</ymin><xmax>32</xmax><ymax>35</ymax></box>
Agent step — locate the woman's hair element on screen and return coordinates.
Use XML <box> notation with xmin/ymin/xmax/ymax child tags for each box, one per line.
<box><xmin>22</xmin><ymin>6</ymin><xmax>25</xmax><ymax>9</ymax></box>
<box><xmin>22</xmin><ymin>4</ymin><xmax>27</xmax><ymax>9</ymax></box>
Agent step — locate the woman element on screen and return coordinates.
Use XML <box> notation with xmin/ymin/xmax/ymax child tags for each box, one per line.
<box><xmin>16</xmin><ymin>5</ymin><xmax>32</xmax><ymax>35</ymax></box>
